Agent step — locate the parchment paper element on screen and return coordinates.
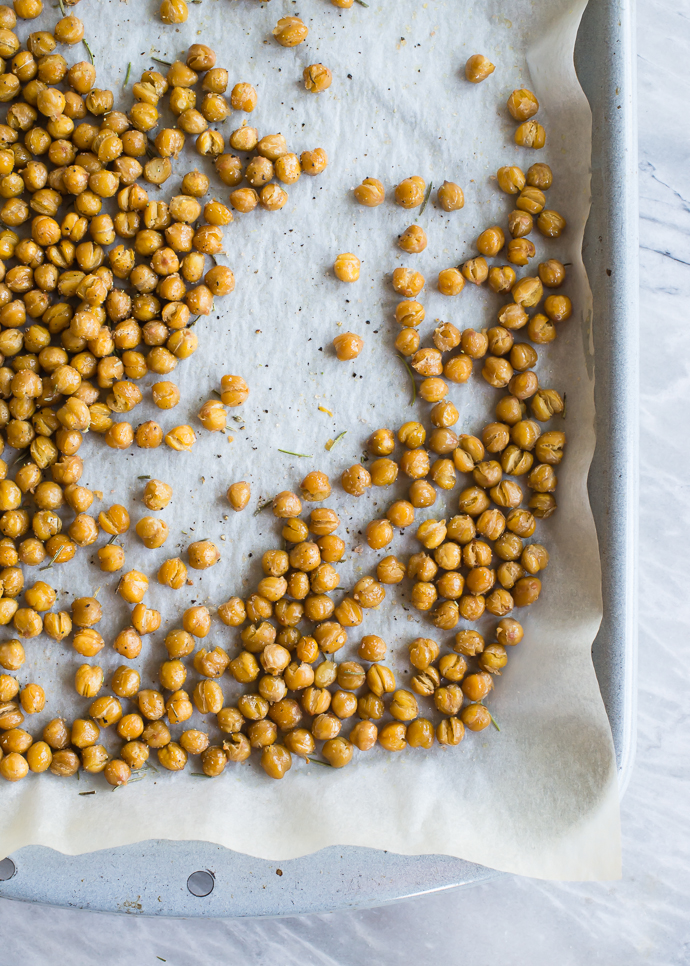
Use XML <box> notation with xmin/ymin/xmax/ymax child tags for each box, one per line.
<box><xmin>0</xmin><ymin>0</ymin><xmax>621</xmax><ymax>880</ymax></box>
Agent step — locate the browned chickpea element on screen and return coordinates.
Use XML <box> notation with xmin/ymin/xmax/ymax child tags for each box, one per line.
<box><xmin>465</xmin><ymin>54</ymin><xmax>495</xmax><ymax>83</ymax></box>
<box><xmin>160</xmin><ymin>0</ymin><xmax>188</xmax><ymax>21</ymax></box>
<box><xmin>273</xmin><ymin>16</ymin><xmax>308</xmax><ymax>46</ymax></box>
<box><xmin>477</xmin><ymin>225</ymin><xmax>505</xmax><ymax>257</ymax></box>
<box><xmin>394</xmin><ymin>176</ymin><xmax>425</xmax><ymax>209</ymax></box>
<box><xmin>437</xmin><ymin>180</ymin><xmax>464</xmax><ymax>211</ymax></box>
<box><xmin>341</xmin><ymin>464</ymin><xmax>371</xmax><ymax>497</ymax></box>
<box><xmin>525</xmin><ymin>162</ymin><xmax>552</xmax><ymax>190</ymax></box>
<box><xmin>497</xmin><ymin>165</ymin><xmax>526</xmax><ymax>195</ymax></box>
<box><xmin>333</xmin><ymin>332</ymin><xmax>363</xmax><ymax>360</ymax></box>
<box><xmin>515</xmin><ymin>120</ymin><xmax>546</xmax><ymax>149</ymax></box>
<box><xmin>507</xmin><ymin>88</ymin><xmax>539</xmax><ymax>121</ymax></box>
<box><xmin>354</xmin><ymin>177</ymin><xmax>384</xmax><ymax>207</ymax></box>
<box><xmin>304</xmin><ymin>63</ymin><xmax>332</xmax><ymax>93</ymax></box>
<box><xmin>71</xmin><ymin>596</ymin><xmax>102</xmax><ymax>628</ymax></box>
<box><xmin>333</xmin><ymin>252</ymin><xmax>360</xmax><ymax>283</ymax></box>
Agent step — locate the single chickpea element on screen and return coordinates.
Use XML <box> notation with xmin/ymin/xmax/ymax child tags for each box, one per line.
<box><xmin>303</xmin><ymin>64</ymin><xmax>332</xmax><ymax>93</ymax></box>
<box><xmin>507</xmin><ymin>88</ymin><xmax>539</xmax><ymax>121</ymax></box>
<box><xmin>332</xmin><ymin>331</ymin><xmax>364</xmax><ymax>361</ymax></box>
<box><xmin>354</xmin><ymin>177</ymin><xmax>385</xmax><ymax>206</ymax></box>
<box><xmin>188</xmin><ymin>540</ymin><xmax>220</xmax><ymax>570</ymax></box>
<box><xmin>438</xmin><ymin>268</ymin><xmax>465</xmax><ymax>296</ymax></box>
<box><xmin>301</xmin><ymin>148</ymin><xmax>328</xmax><ymax>175</ymax></box>
<box><xmin>220</xmin><ymin>374</ymin><xmax>249</xmax><ymax>407</ymax></box>
<box><xmin>151</xmin><ymin>381</ymin><xmax>180</xmax><ymax>409</ymax></box>
<box><xmin>465</xmin><ymin>54</ymin><xmax>495</xmax><ymax>83</ymax></box>
<box><xmin>273</xmin><ymin>16</ymin><xmax>308</xmax><ymax>46</ymax></box>
<box><xmin>394</xmin><ymin>176</ymin><xmax>425</xmax><ymax>208</ymax></box>
<box><xmin>515</xmin><ymin>120</ymin><xmax>546</xmax><ymax>149</ymax></box>
<box><xmin>334</xmin><ymin>252</ymin><xmax>360</xmax><ymax>282</ymax></box>
<box><xmin>160</xmin><ymin>0</ymin><xmax>188</xmax><ymax>21</ymax></box>
<box><xmin>437</xmin><ymin>180</ymin><xmax>464</xmax><ymax>211</ymax></box>
<box><xmin>227</xmin><ymin>481</ymin><xmax>250</xmax><ymax>512</ymax></box>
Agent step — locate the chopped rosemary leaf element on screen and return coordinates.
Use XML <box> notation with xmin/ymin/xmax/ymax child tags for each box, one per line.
<box><xmin>325</xmin><ymin>430</ymin><xmax>347</xmax><ymax>451</ymax></box>
<box><xmin>124</xmin><ymin>62</ymin><xmax>132</xmax><ymax>86</ymax></box>
<box><xmin>253</xmin><ymin>498</ymin><xmax>273</xmax><ymax>516</ymax></box>
<box><xmin>278</xmin><ymin>449</ymin><xmax>312</xmax><ymax>458</ymax></box>
<box><xmin>307</xmin><ymin>758</ymin><xmax>332</xmax><ymax>767</ymax></box>
<box><xmin>83</xmin><ymin>39</ymin><xmax>95</xmax><ymax>65</ymax></box>
<box><xmin>39</xmin><ymin>547</ymin><xmax>64</xmax><ymax>572</ymax></box>
<box><xmin>78</xmin><ymin>790</ymin><xmax>95</xmax><ymax>796</ymax></box>
<box><xmin>418</xmin><ymin>181</ymin><xmax>433</xmax><ymax>217</ymax></box>
<box><xmin>152</xmin><ymin>56</ymin><xmax>172</xmax><ymax>66</ymax></box>
<box><xmin>397</xmin><ymin>354</ymin><xmax>417</xmax><ymax>406</ymax></box>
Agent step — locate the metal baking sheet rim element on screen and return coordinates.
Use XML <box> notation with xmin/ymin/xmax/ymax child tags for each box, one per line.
<box><xmin>0</xmin><ymin>0</ymin><xmax>639</xmax><ymax>918</ymax></box>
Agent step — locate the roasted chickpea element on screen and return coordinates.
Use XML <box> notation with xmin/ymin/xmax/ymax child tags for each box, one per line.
<box><xmin>333</xmin><ymin>252</ymin><xmax>360</xmax><ymax>283</ymax></box>
<box><xmin>394</xmin><ymin>176</ymin><xmax>425</xmax><ymax>209</ymax></box>
<box><xmin>304</xmin><ymin>64</ymin><xmax>332</xmax><ymax>93</ymax></box>
<box><xmin>465</xmin><ymin>54</ymin><xmax>495</xmax><ymax>83</ymax></box>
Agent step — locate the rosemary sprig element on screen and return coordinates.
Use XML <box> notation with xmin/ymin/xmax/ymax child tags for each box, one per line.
<box><xmin>152</xmin><ymin>57</ymin><xmax>172</xmax><ymax>67</ymax></box>
<box><xmin>83</xmin><ymin>39</ymin><xmax>95</xmax><ymax>65</ymax></box>
<box><xmin>78</xmin><ymin>790</ymin><xmax>95</xmax><ymax>796</ymax></box>
<box><xmin>307</xmin><ymin>758</ymin><xmax>332</xmax><ymax>767</ymax></box>
<box><xmin>278</xmin><ymin>449</ymin><xmax>312</xmax><ymax>458</ymax></box>
<box><xmin>253</xmin><ymin>497</ymin><xmax>273</xmax><ymax>516</ymax></box>
<box><xmin>397</xmin><ymin>354</ymin><xmax>417</xmax><ymax>406</ymax></box>
<box><xmin>39</xmin><ymin>546</ymin><xmax>63</xmax><ymax>572</ymax></box>
<box><xmin>325</xmin><ymin>430</ymin><xmax>347</xmax><ymax>451</ymax></box>
<box><xmin>354</xmin><ymin>0</ymin><xmax>369</xmax><ymax>6</ymax></box>
<box><xmin>190</xmin><ymin>772</ymin><xmax>212</xmax><ymax>777</ymax></box>
<box><xmin>138</xmin><ymin>475</ymin><xmax>151</xmax><ymax>480</ymax></box>
<box><xmin>489</xmin><ymin>712</ymin><xmax>501</xmax><ymax>732</ymax></box>
<box><xmin>418</xmin><ymin>181</ymin><xmax>433</xmax><ymax>216</ymax></box>
<box><xmin>124</xmin><ymin>62</ymin><xmax>132</xmax><ymax>87</ymax></box>
<box><xmin>58</xmin><ymin>0</ymin><xmax>65</xmax><ymax>14</ymax></box>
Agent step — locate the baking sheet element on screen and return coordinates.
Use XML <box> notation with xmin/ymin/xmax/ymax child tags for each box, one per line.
<box><xmin>0</xmin><ymin>0</ymin><xmax>620</xmax><ymax>880</ymax></box>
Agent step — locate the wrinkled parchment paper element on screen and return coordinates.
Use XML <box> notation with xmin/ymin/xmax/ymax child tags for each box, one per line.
<box><xmin>0</xmin><ymin>0</ymin><xmax>621</xmax><ymax>880</ymax></box>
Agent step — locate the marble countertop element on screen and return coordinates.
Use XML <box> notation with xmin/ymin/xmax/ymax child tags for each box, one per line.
<box><xmin>1</xmin><ymin>0</ymin><xmax>687</xmax><ymax>961</ymax></box>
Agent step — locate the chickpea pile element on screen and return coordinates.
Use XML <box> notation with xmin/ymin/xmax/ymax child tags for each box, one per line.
<box><xmin>0</xmin><ymin>25</ymin><xmax>572</xmax><ymax>788</ymax></box>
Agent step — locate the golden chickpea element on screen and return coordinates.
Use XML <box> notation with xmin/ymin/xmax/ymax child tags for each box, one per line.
<box><xmin>117</xmin><ymin>569</ymin><xmax>148</xmax><ymax>604</ymax></box>
<box><xmin>341</xmin><ymin>464</ymin><xmax>371</xmax><ymax>498</ymax></box>
<box><xmin>110</xmin><ymin>625</ymin><xmax>142</xmax><ymax>661</ymax></box>
<box><xmin>160</xmin><ymin>0</ymin><xmax>188</xmax><ymax>22</ymax></box>
<box><xmin>438</xmin><ymin>267</ymin><xmax>465</xmax><ymax>297</ymax></box>
<box><xmin>164</xmin><ymin>424</ymin><xmax>196</xmax><ymax>451</ymax></box>
<box><xmin>186</xmin><ymin>540</ymin><xmax>219</xmax><ymax>571</ymax></box>
<box><xmin>394</xmin><ymin>176</ymin><xmax>425</xmax><ymax>208</ymax></box>
<box><xmin>507</xmin><ymin>88</ymin><xmax>539</xmax><ymax>121</ymax></box>
<box><xmin>18</xmin><ymin>681</ymin><xmax>43</xmax><ymax>714</ymax></box>
<box><xmin>538</xmin><ymin>210</ymin><xmax>567</xmax><ymax>239</ymax></box>
<box><xmin>526</xmin><ymin>162</ymin><xmax>552</xmax><ymax>190</ymax></box>
<box><xmin>179</xmin><ymin>604</ymin><xmax>210</xmax><ymax>640</ymax></box>
<box><xmin>432</xmin><ymin>182</ymin><xmax>463</xmax><ymax>215</ymax></box>
<box><xmin>301</xmin><ymin>147</ymin><xmax>327</xmax><ymax>175</ymax></box>
<box><xmin>465</xmin><ymin>54</ymin><xmax>495</xmax><ymax>83</ymax></box>
<box><xmin>0</xmin><ymin>750</ymin><xmax>28</xmax><ymax>781</ymax></box>
<box><xmin>333</xmin><ymin>332</ymin><xmax>363</xmax><ymax>360</ymax></box>
<box><xmin>304</xmin><ymin>64</ymin><xmax>332</xmax><ymax>93</ymax></box>
<box><xmin>364</xmin><ymin>518</ymin><xmax>392</xmax><ymax>550</ymax></box>
<box><xmin>333</xmin><ymin>252</ymin><xmax>360</xmax><ymax>283</ymax></box>
<box><xmin>515</xmin><ymin>120</ymin><xmax>546</xmax><ymax>149</ymax></box>
<box><xmin>273</xmin><ymin>16</ymin><xmax>308</xmax><ymax>46</ymax></box>
<box><xmin>396</xmin><ymin>225</ymin><xmax>426</xmax><ymax>256</ymax></box>
<box><xmin>376</xmin><ymin>555</ymin><xmax>406</xmax><ymax>584</ymax></box>
<box><xmin>156</xmin><ymin>741</ymin><xmax>186</xmax><ymax>771</ymax></box>
<box><xmin>354</xmin><ymin>177</ymin><xmax>384</xmax><ymax>206</ymax></box>
<box><xmin>376</xmin><ymin>721</ymin><xmax>405</xmax><ymax>752</ymax></box>
<box><xmin>315</xmin><ymin>534</ymin><xmax>343</xmax><ymax>563</ymax></box>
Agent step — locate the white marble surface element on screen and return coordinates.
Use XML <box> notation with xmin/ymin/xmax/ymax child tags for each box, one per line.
<box><xmin>1</xmin><ymin>0</ymin><xmax>688</xmax><ymax>961</ymax></box>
